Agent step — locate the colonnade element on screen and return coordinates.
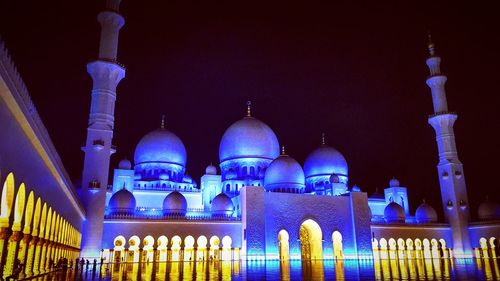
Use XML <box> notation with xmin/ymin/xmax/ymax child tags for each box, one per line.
<box><xmin>107</xmin><ymin>234</ymin><xmax>238</xmax><ymax>263</ymax></box>
<box><xmin>372</xmin><ymin>237</ymin><xmax>451</xmax><ymax>260</ymax></box>
<box><xmin>0</xmin><ymin>172</ymin><xmax>81</xmax><ymax>278</ymax></box>
<box><xmin>476</xmin><ymin>237</ymin><xmax>499</xmax><ymax>259</ymax></box>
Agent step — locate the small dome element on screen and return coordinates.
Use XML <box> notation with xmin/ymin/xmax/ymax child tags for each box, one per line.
<box><xmin>134</xmin><ymin>128</ymin><xmax>187</xmax><ymax>167</ymax></box>
<box><xmin>118</xmin><ymin>159</ymin><xmax>132</xmax><ymax>169</ymax></box>
<box><xmin>304</xmin><ymin>144</ymin><xmax>348</xmax><ymax>179</ymax></box>
<box><xmin>163</xmin><ymin>191</ymin><xmax>187</xmax><ymax>215</ymax></box>
<box><xmin>415</xmin><ymin>201</ymin><xmax>438</xmax><ymax>223</ymax></box>
<box><xmin>205</xmin><ymin>164</ymin><xmax>217</xmax><ymax>175</ymax></box>
<box><xmin>389</xmin><ymin>178</ymin><xmax>400</xmax><ymax>187</ymax></box>
<box><xmin>219</xmin><ymin>117</ymin><xmax>280</xmax><ymax>163</ymax></box>
<box><xmin>211</xmin><ymin>193</ymin><xmax>234</xmax><ymax>216</ymax></box>
<box><xmin>264</xmin><ymin>153</ymin><xmax>305</xmax><ymax>193</ymax></box>
<box><xmin>109</xmin><ymin>189</ymin><xmax>136</xmax><ymax>214</ymax></box>
<box><xmin>351</xmin><ymin>185</ymin><xmax>361</xmax><ymax>192</ymax></box>
<box><xmin>384</xmin><ymin>202</ymin><xmax>405</xmax><ymax>223</ymax></box>
<box><xmin>478</xmin><ymin>198</ymin><xmax>500</xmax><ymax>221</ymax></box>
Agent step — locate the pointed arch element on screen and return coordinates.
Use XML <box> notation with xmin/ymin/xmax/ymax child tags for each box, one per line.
<box><xmin>332</xmin><ymin>231</ymin><xmax>343</xmax><ymax>259</ymax></box>
<box><xmin>0</xmin><ymin>172</ymin><xmax>15</xmax><ymax>227</ymax></box>
<box><xmin>299</xmin><ymin>219</ymin><xmax>323</xmax><ymax>260</ymax></box>
<box><xmin>12</xmin><ymin>182</ymin><xmax>26</xmax><ymax>231</ymax></box>
<box><xmin>278</xmin><ymin>229</ymin><xmax>290</xmax><ymax>260</ymax></box>
<box><xmin>31</xmin><ymin>197</ymin><xmax>42</xmax><ymax>236</ymax></box>
<box><xmin>22</xmin><ymin>191</ymin><xmax>35</xmax><ymax>234</ymax></box>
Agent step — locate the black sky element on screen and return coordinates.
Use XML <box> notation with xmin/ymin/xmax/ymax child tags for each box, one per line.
<box><xmin>1</xmin><ymin>1</ymin><xmax>499</xmax><ymax>219</ymax></box>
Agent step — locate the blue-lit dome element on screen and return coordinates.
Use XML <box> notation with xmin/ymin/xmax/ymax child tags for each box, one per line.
<box><xmin>134</xmin><ymin>128</ymin><xmax>187</xmax><ymax>167</ymax></box>
<box><xmin>264</xmin><ymin>152</ymin><xmax>305</xmax><ymax>193</ymax></box>
<box><xmin>478</xmin><ymin>198</ymin><xmax>500</xmax><ymax>221</ymax></box>
<box><xmin>118</xmin><ymin>158</ymin><xmax>132</xmax><ymax>169</ymax></box>
<box><xmin>163</xmin><ymin>191</ymin><xmax>187</xmax><ymax>215</ymax></box>
<box><xmin>304</xmin><ymin>144</ymin><xmax>348</xmax><ymax>179</ymax></box>
<box><xmin>109</xmin><ymin>188</ymin><xmax>136</xmax><ymax>214</ymax></box>
<box><xmin>205</xmin><ymin>164</ymin><xmax>217</xmax><ymax>175</ymax></box>
<box><xmin>211</xmin><ymin>193</ymin><xmax>234</xmax><ymax>216</ymax></box>
<box><xmin>415</xmin><ymin>201</ymin><xmax>438</xmax><ymax>223</ymax></box>
<box><xmin>384</xmin><ymin>202</ymin><xmax>405</xmax><ymax>223</ymax></box>
<box><xmin>219</xmin><ymin>117</ymin><xmax>280</xmax><ymax>163</ymax></box>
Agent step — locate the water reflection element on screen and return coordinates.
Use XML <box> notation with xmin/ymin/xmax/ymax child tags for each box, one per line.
<box><xmin>31</xmin><ymin>257</ymin><xmax>499</xmax><ymax>281</ymax></box>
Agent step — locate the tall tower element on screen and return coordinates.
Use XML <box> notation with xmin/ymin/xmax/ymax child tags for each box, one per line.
<box><xmin>80</xmin><ymin>0</ymin><xmax>125</xmax><ymax>258</ymax></box>
<box><xmin>426</xmin><ymin>36</ymin><xmax>472</xmax><ymax>258</ymax></box>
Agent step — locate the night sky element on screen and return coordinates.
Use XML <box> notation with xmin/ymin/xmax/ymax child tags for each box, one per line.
<box><xmin>1</xmin><ymin>1</ymin><xmax>499</xmax><ymax>219</ymax></box>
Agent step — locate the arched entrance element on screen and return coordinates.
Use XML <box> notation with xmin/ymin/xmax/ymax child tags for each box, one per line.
<box><xmin>113</xmin><ymin>236</ymin><xmax>126</xmax><ymax>263</ymax></box>
<box><xmin>171</xmin><ymin>235</ymin><xmax>182</xmax><ymax>261</ymax></box>
<box><xmin>332</xmin><ymin>231</ymin><xmax>343</xmax><ymax>260</ymax></box>
<box><xmin>143</xmin><ymin>235</ymin><xmax>154</xmax><ymax>262</ymax></box>
<box><xmin>157</xmin><ymin>236</ymin><xmax>168</xmax><ymax>262</ymax></box>
<box><xmin>278</xmin><ymin>230</ymin><xmax>290</xmax><ymax>260</ymax></box>
<box><xmin>184</xmin><ymin>236</ymin><xmax>195</xmax><ymax>261</ymax></box>
<box><xmin>128</xmin><ymin>235</ymin><xmax>140</xmax><ymax>262</ymax></box>
<box><xmin>196</xmin><ymin>236</ymin><xmax>208</xmax><ymax>261</ymax></box>
<box><xmin>221</xmin><ymin>236</ymin><xmax>232</xmax><ymax>260</ymax></box>
<box><xmin>299</xmin><ymin>219</ymin><xmax>323</xmax><ymax>260</ymax></box>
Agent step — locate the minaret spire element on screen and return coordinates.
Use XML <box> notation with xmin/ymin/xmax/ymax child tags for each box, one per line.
<box><xmin>246</xmin><ymin>101</ymin><xmax>252</xmax><ymax>117</ymax></box>
<box><xmin>80</xmin><ymin>0</ymin><xmax>126</xmax><ymax>259</ymax></box>
<box><xmin>426</xmin><ymin>36</ymin><xmax>472</xmax><ymax>258</ymax></box>
<box><xmin>321</xmin><ymin>132</ymin><xmax>326</xmax><ymax>145</ymax></box>
<box><xmin>161</xmin><ymin>114</ymin><xmax>165</xmax><ymax>129</ymax></box>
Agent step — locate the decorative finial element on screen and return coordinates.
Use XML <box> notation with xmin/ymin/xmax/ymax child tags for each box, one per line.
<box><xmin>161</xmin><ymin>114</ymin><xmax>165</xmax><ymax>129</ymax></box>
<box><xmin>422</xmin><ymin>198</ymin><xmax>426</xmax><ymax>204</ymax></box>
<box><xmin>427</xmin><ymin>32</ymin><xmax>436</xmax><ymax>56</ymax></box>
<box><xmin>246</xmin><ymin>101</ymin><xmax>252</xmax><ymax>117</ymax></box>
<box><xmin>281</xmin><ymin>145</ymin><xmax>286</xmax><ymax>155</ymax></box>
<box><xmin>321</xmin><ymin>132</ymin><xmax>326</xmax><ymax>145</ymax></box>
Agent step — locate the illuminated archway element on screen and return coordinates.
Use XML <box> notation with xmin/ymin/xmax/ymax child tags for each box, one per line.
<box><xmin>299</xmin><ymin>219</ymin><xmax>323</xmax><ymax>260</ymax></box>
<box><xmin>388</xmin><ymin>238</ymin><xmax>397</xmax><ymax>259</ymax></box>
<box><xmin>406</xmin><ymin>238</ymin><xmax>415</xmax><ymax>259</ymax></box>
<box><xmin>439</xmin><ymin>239</ymin><xmax>448</xmax><ymax>258</ymax></box>
<box><xmin>171</xmin><ymin>235</ymin><xmax>182</xmax><ymax>261</ymax></box>
<box><xmin>332</xmin><ymin>231</ymin><xmax>343</xmax><ymax>260</ymax></box>
<box><xmin>431</xmin><ymin>239</ymin><xmax>439</xmax><ymax>258</ymax></box>
<box><xmin>113</xmin><ymin>236</ymin><xmax>126</xmax><ymax>263</ymax></box>
<box><xmin>128</xmin><ymin>235</ymin><xmax>141</xmax><ymax>262</ymax></box>
<box><xmin>489</xmin><ymin>237</ymin><xmax>498</xmax><ymax>258</ymax></box>
<box><xmin>17</xmin><ymin>191</ymin><xmax>34</xmax><ymax>265</ymax></box>
<box><xmin>209</xmin><ymin>235</ymin><xmax>220</xmax><ymax>260</ymax></box>
<box><xmin>157</xmin><ymin>236</ymin><xmax>168</xmax><ymax>262</ymax></box>
<box><xmin>379</xmin><ymin>238</ymin><xmax>388</xmax><ymax>259</ymax></box>
<box><xmin>220</xmin><ymin>236</ymin><xmax>232</xmax><ymax>261</ymax></box>
<box><xmin>422</xmin><ymin>239</ymin><xmax>431</xmax><ymax>259</ymax></box>
<box><xmin>143</xmin><ymin>235</ymin><xmax>155</xmax><ymax>262</ymax></box>
<box><xmin>0</xmin><ymin>173</ymin><xmax>15</xmax><ymax>228</ymax></box>
<box><xmin>197</xmin><ymin>236</ymin><xmax>208</xmax><ymax>261</ymax></box>
<box><xmin>184</xmin><ymin>235</ymin><xmax>195</xmax><ymax>261</ymax></box>
<box><xmin>278</xmin><ymin>230</ymin><xmax>290</xmax><ymax>260</ymax></box>
<box><xmin>479</xmin><ymin>237</ymin><xmax>488</xmax><ymax>258</ymax></box>
<box><xmin>397</xmin><ymin>238</ymin><xmax>405</xmax><ymax>259</ymax></box>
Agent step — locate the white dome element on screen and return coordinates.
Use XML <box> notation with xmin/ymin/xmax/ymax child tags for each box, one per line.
<box><xmin>219</xmin><ymin>117</ymin><xmax>279</xmax><ymax>163</ymax></box>
<box><xmin>389</xmin><ymin>177</ymin><xmax>400</xmax><ymax>187</ymax></box>
<box><xmin>415</xmin><ymin>201</ymin><xmax>438</xmax><ymax>223</ymax></box>
<box><xmin>118</xmin><ymin>159</ymin><xmax>132</xmax><ymax>169</ymax></box>
<box><xmin>478</xmin><ymin>198</ymin><xmax>500</xmax><ymax>221</ymax></box>
<box><xmin>264</xmin><ymin>153</ymin><xmax>305</xmax><ymax>193</ymax></box>
<box><xmin>134</xmin><ymin>128</ymin><xmax>187</xmax><ymax>167</ymax></box>
<box><xmin>304</xmin><ymin>144</ymin><xmax>348</xmax><ymax>179</ymax></box>
<box><xmin>384</xmin><ymin>202</ymin><xmax>405</xmax><ymax>223</ymax></box>
<box><xmin>205</xmin><ymin>164</ymin><xmax>217</xmax><ymax>175</ymax></box>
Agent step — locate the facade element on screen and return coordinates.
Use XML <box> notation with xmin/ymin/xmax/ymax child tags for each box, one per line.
<box><xmin>1</xmin><ymin>0</ymin><xmax>500</xmax><ymax>277</ymax></box>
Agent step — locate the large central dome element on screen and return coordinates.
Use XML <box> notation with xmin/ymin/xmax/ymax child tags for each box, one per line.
<box><xmin>219</xmin><ymin>116</ymin><xmax>280</xmax><ymax>163</ymax></box>
<box><xmin>134</xmin><ymin>128</ymin><xmax>187</xmax><ymax>167</ymax></box>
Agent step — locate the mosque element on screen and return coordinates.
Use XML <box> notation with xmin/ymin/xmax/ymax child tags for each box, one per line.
<box><xmin>0</xmin><ymin>0</ymin><xmax>499</xmax><ymax>278</ymax></box>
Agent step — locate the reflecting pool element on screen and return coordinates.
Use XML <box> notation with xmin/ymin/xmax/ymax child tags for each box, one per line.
<box><xmin>34</xmin><ymin>258</ymin><xmax>499</xmax><ymax>281</ymax></box>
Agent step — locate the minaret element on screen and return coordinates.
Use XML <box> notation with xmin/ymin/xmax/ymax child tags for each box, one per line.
<box><xmin>426</xmin><ymin>35</ymin><xmax>472</xmax><ymax>258</ymax></box>
<box><xmin>80</xmin><ymin>0</ymin><xmax>125</xmax><ymax>258</ymax></box>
